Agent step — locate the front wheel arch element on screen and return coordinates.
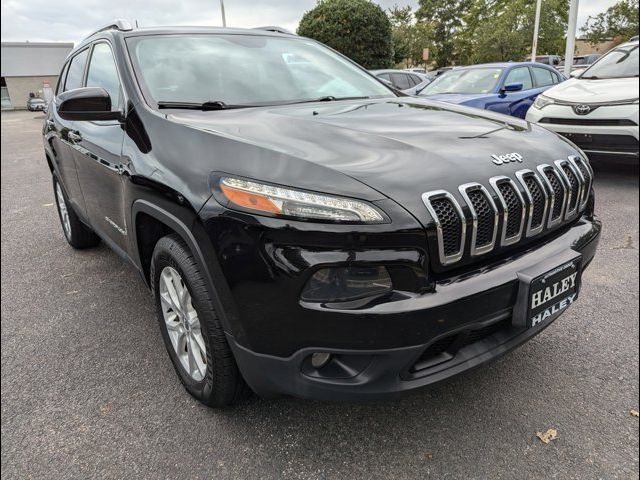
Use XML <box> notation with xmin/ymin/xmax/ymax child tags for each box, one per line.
<box><xmin>131</xmin><ymin>200</ymin><xmax>239</xmax><ymax>338</ymax></box>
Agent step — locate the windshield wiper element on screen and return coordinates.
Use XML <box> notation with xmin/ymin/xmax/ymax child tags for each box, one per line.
<box><xmin>157</xmin><ymin>100</ymin><xmax>254</xmax><ymax>111</ymax></box>
<box><xmin>285</xmin><ymin>95</ymin><xmax>372</xmax><ymax>105</ymax></box>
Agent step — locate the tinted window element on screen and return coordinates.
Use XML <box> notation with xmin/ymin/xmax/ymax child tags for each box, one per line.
<box><xmin>56</xmin><ymin>62</ymin><xmax>69</xmax><ymax>94</ymax></box>
<box><xmin>390</xmin><ymin>73</ymin><xmax>411</xmax><ymax>90</ymax></box>
<box><xmin>128</xmin><ymin>35</ymin><xmax>392</xmax><ymax>105</ymax></box>
<box><xmin>409</xmin><ymin>74</ymin><xmax>422</xmax><ymax>86</ymax></box>
<box><xmin>86</xmin><ymin>43</ymin><xmax>122</xmax><ymax>110</ymax></box>
<box><xmin>504</xmin><ymin>67</ymin><xmax>533</xmax><ymax>90</ymax></box>
<box><xmin>532</xmin><ymin>67</ymin><xmax>554</xmax><ymax>87</ymax></box>
<box><xmin>64</xmin><ymin>49</ymin><xmax>89</xmax><ymax>91</ymax></box>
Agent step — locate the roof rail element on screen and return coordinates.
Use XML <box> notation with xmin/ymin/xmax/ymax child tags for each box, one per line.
<box><xmin>253</xmin><ymin>26</ymin><xmax>294</xmax><ymax>35</ymax></box>
<box><xmin>83</xmin><ymin>19</ymin><xmax>133</xmax><ymax>41</ymax></box>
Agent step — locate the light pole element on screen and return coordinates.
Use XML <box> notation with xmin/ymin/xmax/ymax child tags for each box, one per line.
<box><xmin>531</xmin><ymin>0</ymin><xmax>543</xmax><ymax>61</ymax></box>
<box><xmin>564</xmin><ymin>0</ymin><xmax>580</xmax><ymax>76</ymax></box>
<box><xmin>220</xmin><ymin>0</ymin><xmax>227</xmax><ymax>27</ymax></box>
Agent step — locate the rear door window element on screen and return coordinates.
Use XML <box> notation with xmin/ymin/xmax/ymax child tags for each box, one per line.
<box><xmin>532</xmin><ymin>67</ymin><xmax>555</xmax><ymax>87</ymax></box>
<box><xmin>390</xmin><ymin>73</ymin><xmax>411</xmax><ymax>90</ymax></box>
<box><xmin>64</xmin><ymin>49</ymin><xmax>89</xmax><ymax>91</ymax></box>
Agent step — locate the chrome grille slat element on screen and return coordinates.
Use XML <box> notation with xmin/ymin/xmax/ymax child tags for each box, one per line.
<box><xmin>489</xmin><ymin>176</ymin><xmax>526</xmax><ymax>246</ymax></box>
<box><xmin>555</xmin><ymin>159</ymin><xmax>582</xmax><ymax>220</ymax></box>
<box><xmin>515</xmin><ymin>170</ymin><xmax>549</xmax><ymax>237</ymax></box>
<box><xmin>569</xmin><ymin>155</ymin><xmax>593</xmax><ymax>210</ymax></box>
<box><xmin>458</xmin><ymin>183</ymin><xmax>499</xmax><ymax>256</ymax></box>
<box><xmin>422</xmin><ymin>191</ymin><xmax>466</xmax><ymax>265</ymax></box>
<box><xmin>537</xmin><ymin>164</ymin><xmax>567</xmax><ymax>228</ymax></box>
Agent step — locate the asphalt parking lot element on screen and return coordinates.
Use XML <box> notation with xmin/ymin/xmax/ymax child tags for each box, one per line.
<box><xmin>1</xmin><ymin>109</ymin><xmax>638</xmax><ymax>479</ymax></box>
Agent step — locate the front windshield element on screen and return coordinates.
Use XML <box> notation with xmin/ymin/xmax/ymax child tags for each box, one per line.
<box><xmin>419</xmin><ymin>68</ymin><xmax>503</xmax><ymax>95</ymax></box>
<box><xmin>126</xmin><ymin>34</ymin><xmax>394</xmax><ymax>106</ymax></box>
<box><xmin>581</xmin><ymin>44</ymin><xmax>638</xmax><ymax>79</ymax></box>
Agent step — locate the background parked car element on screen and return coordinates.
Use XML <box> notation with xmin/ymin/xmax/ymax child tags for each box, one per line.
<box><xmin>26</xmin><ymin>96</ymin><xmax>46</xmax><ymax>111</ymax></box>
<box><xmin>403</xmin><ymin>67</ymin><xmax>426</xmax><ymax>74</ymax></box>
<box><xmin>370</xmin><ymin>69</ymin><xmax>431</xmax><ymax>95</ymax></box>
<box><xmin>529</xmin><ymin>55</ymin><xmax>562</xmax><ymax>67</ymax></box>
<box><xmin>560</xmin><ymin>54</ymin><xmax>601</xmax><ymax>76</ymax></box>
<box><xmin>526</xmin><ymin>39</ymin><xmax>639</xmax><ymax>162</ymax></box>
<box><xmin>419</xmin><ymin>62</ymin><xmax>565</xmax><ymax>118</ymax></box>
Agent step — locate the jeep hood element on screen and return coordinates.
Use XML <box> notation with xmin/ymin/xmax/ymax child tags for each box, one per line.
<box><xmin>167</xmin><ymin>98</ymin><xmax>578</xmax><ymax>219</ymax></box>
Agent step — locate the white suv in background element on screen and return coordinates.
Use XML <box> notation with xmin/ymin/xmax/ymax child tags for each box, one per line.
<box><xmin>526</xmin><ymin>40</ymin><xmax>639</xmax><ymax>162</ymax></box>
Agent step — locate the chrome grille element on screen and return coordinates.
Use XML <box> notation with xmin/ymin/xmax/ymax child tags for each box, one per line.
<box><xmin>423</xmin><ymin>156</ymin><xmax>592</xmax><ymax>266</ymax></box>
<box><xmin>459</xmin><ymin>183</ymin><xmax>498</xmax><ymax>256</ymax></box>
<box><xmin>422</xmin><ymin>190</ymin><xmax>466</xmax><ymax>265</ymax></box>
<box><xmin>516</xmin><ymin>170</ymin><xmax>548</xmax><ymax>237</ymax></box>
<box><xmin>537</xmin><ymin>164</ymin><xmax>567</xmax><ymax>228</ymax></box>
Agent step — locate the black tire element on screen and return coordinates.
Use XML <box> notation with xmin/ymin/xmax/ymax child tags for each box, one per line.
<box><xmin>150</xmin><ymin>234</ymin><xmax>251</xmax><ymax>407</ymax></box>
<box><xmin>52</xmin><ymin>176</ymin><xmax>100</xmax><ymax>249</ymax></box>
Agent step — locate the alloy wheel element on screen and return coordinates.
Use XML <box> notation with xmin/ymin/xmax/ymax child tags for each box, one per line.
<box><xmin>159</xmin><ymin>266</ymin><xmax>207</xmax><ymax>381</ymax></box>
<box><xmin>55</xmin><ymin>182</ymin><xmax>71</xmax><ymax>239</ymax></box>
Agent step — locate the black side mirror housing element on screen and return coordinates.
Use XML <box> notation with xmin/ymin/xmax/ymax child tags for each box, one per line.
<box><xmin>501</xmin><ymin>82</ymin><xmax>524</xmax><ymax>93</ymax></box>
<box><xmin>57</xmin><ymin>87</ymin><xmax>122</xmax><ymax>121</ymax></box>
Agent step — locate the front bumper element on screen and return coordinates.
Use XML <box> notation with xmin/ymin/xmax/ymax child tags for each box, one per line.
<box><xmin>228</xmin><ymin>216</ymin><xmax>601</xmax><ymax>400</ymax></box>
<box><xmin>526</xmin><ymin>104</ymin><xmax>639</xmax><ymax>159</ymax></box>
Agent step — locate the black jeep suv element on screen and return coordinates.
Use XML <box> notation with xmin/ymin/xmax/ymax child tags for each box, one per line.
<box><xmin>43</xmin><ymin>22</ymin><xmax>601</xmax><ymax>407</ymax></box>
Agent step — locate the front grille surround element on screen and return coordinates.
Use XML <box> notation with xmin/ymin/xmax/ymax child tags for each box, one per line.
<box><xmin>489</xmin><ymin>176</ymin><xmax>526</xmax><ymax>246</ymax></box>
<box><xmin>458</xmin><ymin>183</ymin><xmax>499</xmax><ymax>256</ymax></box>
<box><xmin>515</xmin><ymin>170</ymin><xmax>549</xmax><ymax>238</ymax></box>
<box><xmin>537</xmin><ymin>164</ymin><xmax>567</xmax><ymax>228</ymax></box>
<box><xmin>422</xmin><ymin>190</ymin><xmax>466</xmax><ymax>265</ymax></box>
<box><xmin>423</xmin><ymin>156</ymin><xmax>592</xmax><ymax>267</ymax></box>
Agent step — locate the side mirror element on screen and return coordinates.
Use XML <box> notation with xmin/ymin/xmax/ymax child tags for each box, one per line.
<box><xmin>57</xmin><ymin>87</ymin><xmax>122</xmax><ymax>121</ymax></box>
<box><xmin>569</xmin><ymin>70</ymin><xmax>581</xmax><ymax>78</ymax></box>
<box><xmin>553</xmin><ymin>58</ymin><xmax>560</xmax><ymax>66</ymax></box>
<box><xmin>502</xmin><ymin>82</ymin><xmax>523</xmax><ymax>93</ymax></box>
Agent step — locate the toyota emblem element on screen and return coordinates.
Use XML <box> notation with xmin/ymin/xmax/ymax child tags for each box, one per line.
<box><xmin>573</xmin><ymin>104</ymin><xmax>592</xmax><ymax>115</ymax></box>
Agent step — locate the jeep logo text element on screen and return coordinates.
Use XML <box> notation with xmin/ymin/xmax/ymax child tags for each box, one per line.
<box><xmin>491</xmin><ymin>152</ymin><xmax>524</xmax><ymax>165</ymax></box>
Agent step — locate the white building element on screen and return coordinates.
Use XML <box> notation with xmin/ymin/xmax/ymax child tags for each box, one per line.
<box><xmin>1</xmin><ymin>42</ymin><xmax>73</xmax><ymax>110</ymax></box>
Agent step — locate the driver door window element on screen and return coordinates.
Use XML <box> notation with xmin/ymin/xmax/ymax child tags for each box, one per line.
<box><xmin>504</xmin><ymin>67</ymin><xmax>533</xmax><ymax>90</ymax></box>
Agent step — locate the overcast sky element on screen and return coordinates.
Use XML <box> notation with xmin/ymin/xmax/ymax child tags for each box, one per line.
<box><xmin>1</xmin><ymin>0</ymin><xmax>620</xmax><ymax>44</ymax></box>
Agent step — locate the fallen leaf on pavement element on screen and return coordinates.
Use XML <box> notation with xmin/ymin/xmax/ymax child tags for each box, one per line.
<box><xmin>536</xmin><ymin>429</ymin><xmax>558</xmax><ymax>444</ymax></box>
<box><xmin>631</xmin><ymin>410</ymin><xmax>639</xmax><ymax>417</ymax></box>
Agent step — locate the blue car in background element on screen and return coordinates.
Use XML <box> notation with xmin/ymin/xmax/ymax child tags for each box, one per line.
<box><xmin>418</xmin><ymin>62</ymin><xmax>566</xmax><ymax>119</ymax></box>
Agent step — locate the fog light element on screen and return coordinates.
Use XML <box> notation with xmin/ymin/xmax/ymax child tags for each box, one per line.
<box><xmin>301</xmin><ymin>266</ymin><xmax>392</xmax><ymax>303</ymax></box>
<box><xmin>311</xmin><ymin>352</ymin><xmax>332</xmax><ymax>369</ymax></box>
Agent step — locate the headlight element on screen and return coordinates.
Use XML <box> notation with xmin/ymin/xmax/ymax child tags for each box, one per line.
<box><xmin>218</xmin><ymin>176</ymin><xmax>386</xmax><ymax>223</ymax></box>
<box><xmin>533</xmin><ymin>94</ymin><xmax>555</xmax><ymax>109</ymax></box>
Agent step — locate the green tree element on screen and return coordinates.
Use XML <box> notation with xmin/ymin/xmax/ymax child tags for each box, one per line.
<box><xmin>389</xmin><ymin>5</ymin><xmax>414</xmax><ymax>65</ymax></box>
<box><xmin>297</xmin><ymin>0</ymin><xmax>394</xmax><ymax>69</ymax></box>
<box><xmin>581</xmin><ymin>0</ymin><xmax>639</xmax><ymax>44</ymax></box>
<box><xmin>456</xmin><ymin>0</ymin><xmax>568</xmax><ymax>65</ymax></box>
<box><xmin>415</xmin><ymin>0</ymin><xmax>471</xmax><ymax>67</ymax></box>
<box><xmin>388</xmin><ymin>5</ymin><xmax>435</xmax><ymax>67</ymax></box>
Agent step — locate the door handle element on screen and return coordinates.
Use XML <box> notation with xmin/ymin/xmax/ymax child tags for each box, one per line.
<box><xmin>68</xmin><ymin>131</ymin><xmax>82</xmax><ymax>142</ymax></box>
